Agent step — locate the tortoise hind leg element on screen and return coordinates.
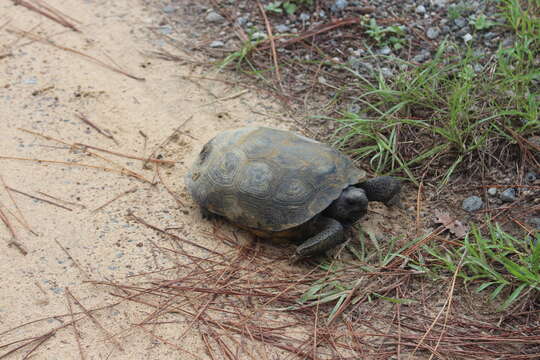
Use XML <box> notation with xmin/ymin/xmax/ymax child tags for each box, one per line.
<box><xmin>201</xmin><ymin>207</ymin><xmax>220</xmax><ymax>221</ymax></box>
<box><xmin>294</xmin><ymin>217</ymin><xmax>345</xmax><ymax>259</ymax></box>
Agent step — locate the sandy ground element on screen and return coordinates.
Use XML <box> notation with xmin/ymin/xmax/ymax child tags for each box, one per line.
<box><xmin>0</xmin><ymin>0</ymin><xmax>287</xmax><ymax>358</ymax></box>
<box><xmin>0</xmin><ymin>1</ymin><xmax>408</xmax><ymax>359</ymax></box>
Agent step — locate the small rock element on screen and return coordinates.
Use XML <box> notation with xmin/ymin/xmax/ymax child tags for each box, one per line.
<box><xmin>236</xmin><ymin>17</ymin><xmax>247</xmax><ymax>26</ymax></box>
<box><xmin>473</xmin><ymin>63</ymin><xmax>483</xmax><ymax>72</ymax></box>
<box><xmin>426</xmin><ymin>27</ymin><xmax>440</xmax><ymax>39</ymax></box>
<box><xmin>379</xmin><ymin>46</ymin><xmax>392</xmax><ymax>55</ymax></box>
<box><xmin>441</xmin><ymin>25</ymin><xmax>451</xmax><ymax>34</ymax></box>
<box><xmin>416</xmin><ymin>5</ymin><xmax>426</xmax><ymax>14</ymax></box>
<box><xmin>454</xmin><ymin>17</ymin><xmax>467</xmax><ymax>28</ymax></box>
<box><xmin>380</xmin><ymin>67</ymin><xmax>393</xmax><ymax>78</ymax></box>
<box><xmin>331</xmin><ymin>0</ymin><xmax>348</xmax><ymax>12</ymax></box>
<box><xmin>251</xmin><ymin>32</ymin><xmax>266</xmax><ymax>40</ymax></box>
<box><xmin>209</xmin><ymin>40</ymin><xmax>224</xmax><ymax>48</ymax></box>
<box><xmin>462</xmin><ymin>196</ymin><xmax>484</xmax><ymax>212</ymax></box>
<box><xmin>163</xmin><ymin>5</ymin><xmax>176</xmax><ymax>13</ymax></box>
<box><xmin>526</xmin><ymin>172</ymin><xmax>537</xmax><ymax>182</ymax></box>
<box><xmin>499</xmin><ymin>188</ymin><xmax>517</xmax><ymax>202</ymax></box>
<box><xmin>413</xmin><ymin>50</ymin><xmax>430</xmax><ymax>63</ymax></box>
<box><xmin>502</xmin><ymin>37</ymin><xmax>514</xmax><ymax>47</ymax></box>
<box><xmin>299</xmin><ymin>12</ymin><xmax>310</xmax><ymax>21</ymax></box>
<box><xmin>206</xmin><ymin>11</ymin><xmax>225</xmax><ymax>23</ymax></box>
<box><xmin>433</xmin><ymin>0</ymin><xmax>447</xmax><ymax>7</ymax></box>
<box><xmin>275</xmin><ymin>24</ymin><xmax>290</xmax><ymax>33</ymax></box>
<box><xmin>462</xmin><ymin>33</ymin><xmax>473</xmax><ymax>42</ymax></box>
<box><xmin>158</xmin><ymin>25</ymin><xmax>173</xmax><ymax>35</ymax></box>
<box><xmin>487</xmin><ymin>187</ymin><xmax>498</xmax><ymax>196</ymax></box>
<box><xmin>529</xmin><ymin>217</ymin><xmax>540</xmax><ymax>230</ymax></box>
<box><xmin>484</xmin><ymin>32</ymin><xmax>497</xmax><ymax>39</ymax></box>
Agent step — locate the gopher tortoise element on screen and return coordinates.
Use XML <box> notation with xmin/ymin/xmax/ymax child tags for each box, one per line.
<box><xmin>186</xmin><ymin>126</ymin><xmax>400</xmax><ymax>258</ymax></box>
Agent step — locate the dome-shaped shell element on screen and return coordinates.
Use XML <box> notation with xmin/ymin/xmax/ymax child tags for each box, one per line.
<box><xmin>186</xmin><ymin>126</ymin><xmax>366</xmax><ymax>232</ymax></box>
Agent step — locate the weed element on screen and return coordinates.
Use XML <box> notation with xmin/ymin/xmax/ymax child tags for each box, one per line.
<box><xmin>265</xmin><ymin>0</ymin><xmax>313</xmax><ymax>15</ymax></box>
<box><xmin>413</xmin><ymin>222</ymin><xmax>540</xmax><ymax>309</ymax></box>
<box><xmin>364</xmin><ymin>18</ymin><xmax>406</xmax><ymax>50</ymax></box>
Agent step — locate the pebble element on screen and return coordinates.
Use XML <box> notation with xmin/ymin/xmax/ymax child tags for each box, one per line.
<box><xmin>462</xmin><ymin>196</ymin><xmax>483</xmax><ymax>212</ymax></box>
<box><xmin>416</xmin><ymin>5</ymin><xmax>426</xmax><ymax>14</ymax></box>
<box><xmin>331</xmin><ymin>0</ymin><xmax>348</xmax><ymax>12</ymax></box>
<box><xmin>462</xmin><ymin>33</ymin><xmax>473</xmax><ymax>42</ymax></box>
<box><xmin>413</xmin><ymin>49</ymin><xmax>430</xmax><ymax>63</ymax></box>
<box><xmin>426</xmin><ymin>27</ymin><xmax>440</xmax><ymax>39</ymax></box>
<box><xmin>236</xmin><ymin>17</ymin><xmax>247</xmax><ymax>26</ymax></box>
<box><xmin>529</xmin><ymin>217</ymin><xmax>540</xmax><ymax>230</ymax></box>
<box><xmin>251</xmin><ymin>32</ymin><xmax>266</xmax><ymax>40</ymax></box>
<box><xmin>275</xmin><ymin>24</ymin><xmax>290</xmax><ymax>33</ymax></box>
<box><xmin>380</xmin><ymin>67</ymin><xmax>394</xmax><ymax>78</ymax></box>
<box><xmin>379</xmin><ymin>46</ymin><xmax>392</xmax><ymax>55</ymax></box>
<box><xmin>499</xmin><ymin>188</ymin><xmax>517</xmax><ymax>202</ymax></box>
<box><xmin>454</xmin><ymin>17</ymin><xmax>467</xmax><ymax>28</ymax></box>
<box><xmin>487</xmin><ymin>187</ymin><xmax>498</xmax><ymax>196</ymax></box>
<box><xmin>163</xmin><ymin>5</ymin><xmax>176</xmax><ymax>13</ymax></box>
<box><xmin>209</xmin><ymin>40</ymin><xmax>224</xmax><ymax>48</ymax></box>
<box><xmin>206</xmin><ymin>11</ymin><xmax>225</xmax><ymax>23</ymax></box>
<box><xmin>525</xmin><ymin>172</ymin><xmax>537</xmax><ymax>182</ymax></box>
<box><xmin>299</xmin><ymin>12</ymin><xmax>310</xmax><ymax>21</ymax></box>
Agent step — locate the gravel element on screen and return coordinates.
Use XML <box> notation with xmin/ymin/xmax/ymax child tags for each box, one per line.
<box><xmin>487</xmin><ymin>187</ymin><xmax>498</xmax><ymax>196</ymax></box>
<box><xmin>275</xmin><ymin>24</ymin><xmax>290</xmax><ymax>33</ymax></box>
<box><xmin>463</xmin><ymin>33</ymin><xmax>473</xmax><ymax>42</ymax></box>
<box><xmin>499</xmin><ymin>188</ymin><xmax>517</xmax><ymax>202</ymax></box>
<box><xmin>462</xmin><ymin>196</ymin><xmax>484</xmax><ymax>212</ymax></box>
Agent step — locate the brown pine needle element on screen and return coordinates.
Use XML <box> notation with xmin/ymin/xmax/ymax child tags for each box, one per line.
<box><xmin>66</xmin><ymin>288</ymin><xmax>124</xmax><ymax>352</ymax></box>
<box><xmin>6</xmin><ymin>28</ymin><xmax>144</xmax><ymax>81</ymax></box>
<box><xmin>55</xmin><ymin>239</ymin><xmax>90</xmax><ymax>279</ymax></box>
<box><xmin>75</xmin><ymin>113</ymin><xmax>118</xmax><ymax>144</ymax></box>
<box><xmin>12</xmin><ymin>0</ymin><xmax>80</xmax><ymax>32</ymax></box>
<box><xmin>65</xmin><ymin>291</ymin><xmax>86</xmax><ymax>360</ymax></box>
<box><xmin>7</xmin><ymin>186</ymin><xmax>73</xmax><ymax>211</ymax></box>
<box><xmin>17</xmin><ymin>128</ymin><xmax>156</xmax><ymax>183</ymax></box>
<box><xmin>256</xmin><ymin>0</ymin><xmax>282</xmax><ymax>90</ymax></box>
<box><xmin>0</xmin><ymin>156</ymin><xmax>153</xmax><ymax>183</ymax></box>
<box><xmin>74</xmin><ymin>142</ymin><xmax>174</xmax><ymax>165</ymax></box>
<box><xmin>0</xmin><ymin>174</ymin><xmax>32</xmax><ymax>231</ymax></box>
<box><xmin>0</xmin><ymin>207</ymin><xmax>28</xmax><ymax>255</ymax></box>
<box><xmin>92</xmin><ymin>187</ymin><xmax>137</xmax><ymax>213</ymax></box>
<box><xmin>36</xmin><ymin>191</ymin><xmax>87</xmax><ymax>209</ymax></box>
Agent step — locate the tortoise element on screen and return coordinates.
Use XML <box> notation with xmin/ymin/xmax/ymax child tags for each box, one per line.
<box><xmin>186</xmin><ymin>126</ymin><xmax>400</xmax><ymax>259</ymax></box>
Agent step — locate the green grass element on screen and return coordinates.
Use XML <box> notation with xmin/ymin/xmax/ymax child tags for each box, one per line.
<box><xmin>411</xmin><ymin>222</ymin><xmax>540</xmax><ymax>309</ymax></box>
<box><xmin>330</xmin><ymin>1</ymin><xmax>539</xmax><ymax>187</ymax></box>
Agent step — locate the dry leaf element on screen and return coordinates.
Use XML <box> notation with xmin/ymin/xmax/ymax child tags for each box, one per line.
<box><xmin>433</xmin><ymin>209</ymin><xmax>469</xmax><ymax>238</ymax></box>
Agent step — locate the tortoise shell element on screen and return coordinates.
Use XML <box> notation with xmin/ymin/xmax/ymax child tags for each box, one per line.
<box><xmin>186</xmin><ymin>126</ymin><xmax>366</xmax><ymax>232</ymax></box>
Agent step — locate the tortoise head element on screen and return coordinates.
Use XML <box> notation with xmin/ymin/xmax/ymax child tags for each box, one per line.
<box><xmin>324</xmin><ymin>186</ymin><xmax>368</xmax><ymax>225</ymax></box>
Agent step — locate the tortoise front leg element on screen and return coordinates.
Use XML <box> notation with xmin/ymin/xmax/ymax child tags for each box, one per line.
<box><xmin>294</xmin><ymin>217</ymin><xmax>345</xmax><ymax>259</ymax></box>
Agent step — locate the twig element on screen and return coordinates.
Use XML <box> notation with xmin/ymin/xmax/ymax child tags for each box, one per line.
<box><xmin>0</xmin><ymin>175</ymin><xmax>36</xmax><ymax>234</ymax></box>
<box><xmin>93</xmin><ymin>187</ymin><xmax>137</xmax><ymax>212</ymax></box>
<box><xmin>66</xmin><ymin>288</ymin><xmax>124</xmax><ymax>352</ymax></box>
<box><xmin>7</xmin><ymin>186</ymin><xmax>73</xmax><ymax>211</ymax></box>
<box><xmin>6</xmin><ymin>28</ymin><xmax>144</xmax><ymax>81</ymax></box>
